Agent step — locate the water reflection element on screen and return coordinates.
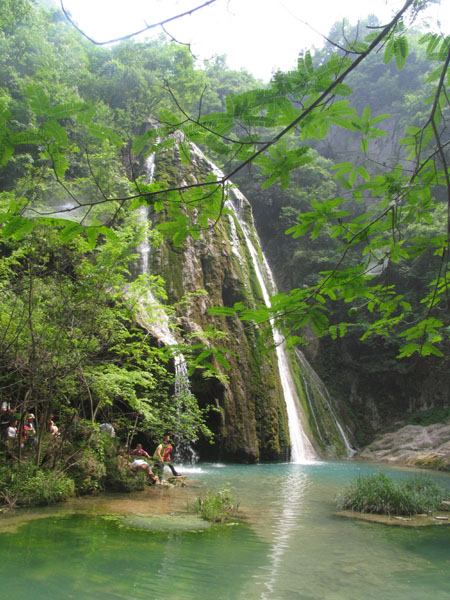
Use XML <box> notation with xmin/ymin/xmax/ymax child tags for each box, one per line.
<box><xmin>255</xmin><ymin>470</ymin><xmax>309</xmax><ymax>599</ymax></box>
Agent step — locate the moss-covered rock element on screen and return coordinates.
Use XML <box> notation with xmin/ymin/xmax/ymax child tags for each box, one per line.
<box><xmin>146</xmin><ymin>146</ymin><xmax>291</xmax><ymax>461</ymax></box>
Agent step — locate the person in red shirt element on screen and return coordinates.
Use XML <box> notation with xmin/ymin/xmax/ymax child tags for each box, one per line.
<box><xmin>153</xmin><ymin>435</ymin><xmax>181</xmax><ymax>479</ymax></box>
<box><xmin>130</xmin><ymin>444</ymin><xmax>158</xmax><ymax>484</ymax></box>
<box><xmin>131</xmin><ymin>443</ymin><xmax>151</xmax><ymax>459</ymax></box>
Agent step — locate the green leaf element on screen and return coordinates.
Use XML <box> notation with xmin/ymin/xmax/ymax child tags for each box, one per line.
<box><xmin>87</xmin><ymin>124</ymin><xmax>123</xmax><ymax>147</ymax></box>
<box><xmin>394</xmin><ymin>36</ymin><xmax>408</xmax><ymax>70</ymax></box>
<box><xmin>49</xmin><ymin>148</ymin><xmax>69</xmax><ymax>178</ymax></box>
<box><xmin>356</xmin><ymin>166</ymin><xmax>370</xmax><ymax>182</ymax></box>
<box><xmin>0</xmin><ymin>140</ymin><xmax>14</xmax><ymax>166</ymax></box>
<box><xmin>1</xmin><ymin>216</ymin><xmax>35</xmax><ymax>239</ymax></box>
<box><xmin>43</xmin><ymin>120</ymin><xmax>68</xmax><ymax>147</ymax></box>
<box><xmin>60</xmin><ymin>222</ymin><xmax>83</xmax><ymax>242</ymax></box>
<box><xmin>26</xmin><ymin>85</ymin><xmax>50</xmax><ymax>115</ymax></box>
<box><xmin>85</xmin><ymin>227</ymin><xmax>100</xmax><ymax>249</ymax></box>
<box><xmin>77</xmin><ymin>103</ymin><xmax>96</xmax><ymax>125</ymax></box>
<box><xmin>47</xmin><ymin>102</ymin><xmax>85</xmax><ymax>119</ymax></box>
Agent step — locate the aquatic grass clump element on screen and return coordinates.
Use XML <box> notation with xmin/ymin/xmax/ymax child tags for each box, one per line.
<box><xmin>336</xmin><ymin>473</ymin><xmax>449</xmax><ymax>516</ymax></box>
<box><xmin>191</xmin><ymin>486</ymin><xmax>238</xmax><ymax>522</ymax></box>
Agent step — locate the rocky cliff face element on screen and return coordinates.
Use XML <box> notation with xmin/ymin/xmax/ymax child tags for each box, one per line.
<box><xmin>145</xmin><ymin>146</ymin><xmax>291</xmax><ymax>462</ymax></box>
<box><xmin>303</xmin><ymin>334</ymin><xmax>450</xmax><ymax>450</ymax></box>
<box><xmin>133</xmin><ymin>140</ymin><xmax>356</xmax><ymax>462</ymax></box>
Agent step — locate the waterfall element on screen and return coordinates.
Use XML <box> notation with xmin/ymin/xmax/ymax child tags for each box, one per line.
<box><xmin>294</xmin><ymin>349</ymin><xmax>355</xmax><ymax>457</ymax></box>
<box><xmin>189</xmin><ymin>145</ymin><xmax>316</xmax><ymax>463</ymax></box>
<box><xmin>136</xmin><ymin>158</ymin><xmax>181</xmax><ymax>349</ymax></box>
<box><xmin>228</xmin><ymin>194</ymin><xmax>316</xmax><ymax>462</ymax></box>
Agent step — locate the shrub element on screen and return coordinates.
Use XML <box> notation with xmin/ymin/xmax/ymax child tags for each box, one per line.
<box><xmin>336</xmin><ymin>473</ymin><xmax>449</xmax><ymax>516</ymax></box>
<box><xmin>191</xmin><ymin>486</ymin><xmax>237</xmax><ymax>522</ymax></box>
<box><xmin>66</xmin><ymin>448</ymin><xmax>106</xmax><ymax>495</ymax></box>
<box><xmin>0</xmin><ymin>463</ymin><xmax>74</xmax><ymax>508</ymax></box>
<box><xmin>104</xmin><ymin>454</ymin><xmax>147</xmax><ymax>492</ymax></box>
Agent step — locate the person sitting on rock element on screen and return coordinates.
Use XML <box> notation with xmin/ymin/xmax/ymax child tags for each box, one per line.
<box><xmin>130</xmin><ymin>444</ymin><xmax>158</xmax><ymax>484</ymax></box>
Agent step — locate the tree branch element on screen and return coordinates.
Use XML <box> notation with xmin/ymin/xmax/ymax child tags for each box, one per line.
<box><xmin>59</xmin><ymin>0</ymin><xmax>219</xmax><ymax>46</ymax></box>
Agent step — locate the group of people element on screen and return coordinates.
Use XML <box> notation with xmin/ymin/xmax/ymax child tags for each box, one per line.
<box><xmin>130</xmin><ymin>435</ymin><xmax>181</xmax><ymax>484</ymax></box>
<box><xmin>1</xmin><ymin>402</ymin><xmax>60</xmax><ymax>446</ymax></box>
<box><xmin>1</xmin><ymin>401</ymin><xmax>36</xmax><ymax>445</ymax></box>
<box><xmin>2</xmin><ymin>401</ymin><xmax>182</xmax><ymax>485</ymax></box>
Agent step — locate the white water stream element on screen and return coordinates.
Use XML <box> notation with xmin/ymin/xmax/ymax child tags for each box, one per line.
<box><xmin>294</xmin><ymin>349</ymin><xmax>355</xmax><ymax>456</ymax></box>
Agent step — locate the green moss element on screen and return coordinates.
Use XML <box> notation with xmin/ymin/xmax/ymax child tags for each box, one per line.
<box><xmin>405</xmin><ymin>408</ymin><xmax>450</xmax><ymax>427</ymax></box>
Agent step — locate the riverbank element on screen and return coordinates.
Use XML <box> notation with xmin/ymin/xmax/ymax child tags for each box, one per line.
<box><xmin>0</xmin><ymin>476</ymin><xmax>200</xmax><ymax>533</ymax></box>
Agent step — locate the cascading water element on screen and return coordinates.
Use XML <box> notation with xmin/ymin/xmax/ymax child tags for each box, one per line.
<box><xmin>294</xmin><ymin>349</ymin><xmax>355</xmax><ymax>457</ymax></box>
<box><xmin>189</xmin><ymin>145</ymin><xmax>316</xmax><ymax>463</ymax></box>
<box><xmin>136</xmin><ymin>154</ymin><xmax>197</xmax><ymax>462</ymax></box>
<box><xmin>228</xmin><ymin>193</ymin><xmax>316</xmax><ymax>462</ymax></box>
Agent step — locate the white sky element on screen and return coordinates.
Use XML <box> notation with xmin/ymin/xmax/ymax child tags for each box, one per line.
<box><xmin>62</xmin><ymin>0</ymin><xmax>449</xmax><ymax>80</ymax></box>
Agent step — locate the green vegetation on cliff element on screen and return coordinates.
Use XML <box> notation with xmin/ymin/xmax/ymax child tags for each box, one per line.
<box><xmin>0</xmin><ymin>0</ymin><xmax>449</xmax><ymax>470</ymax></box>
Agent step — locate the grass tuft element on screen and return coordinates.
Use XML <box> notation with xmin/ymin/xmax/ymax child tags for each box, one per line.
<box><xmin>336</xmin><ymin>473</ymin><xmax>449</xmax><ymax>516</ymax></box>
<box><xmin>191</xmin><ymin>486</ymin><xmax>238</xmax><ymax>522</ymax></box>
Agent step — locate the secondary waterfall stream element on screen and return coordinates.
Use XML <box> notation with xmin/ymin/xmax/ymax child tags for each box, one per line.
<box><xmin>136</xmin><ymin>154</ymin><xmax>194</xmax><ymax>460</ymax></box>
<box><xmin>294</xmin><ymin>349</ymin><xmax>355</xmax><ymax>456</ymax></box>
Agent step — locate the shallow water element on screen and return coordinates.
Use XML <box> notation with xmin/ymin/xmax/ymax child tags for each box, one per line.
<box><xmin>1</xmin><ymin>461</ymin><xmax>450</xmax><ymax>600</ymax></box>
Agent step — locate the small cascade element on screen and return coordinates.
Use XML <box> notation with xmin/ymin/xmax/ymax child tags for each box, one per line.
<box><xmin>189</xmin><ymin>145</ymin><xmax>316</xmax><ymax>462</ymax></box>
<box><xmin>136</xmin><ymin>155</ymin><xmax>197</xmax><ymax>462</ymax></box>
<box><xmin>294</xmin><ymin>349</ymin><xmax>355</xmax><ymax>457</ymax></box>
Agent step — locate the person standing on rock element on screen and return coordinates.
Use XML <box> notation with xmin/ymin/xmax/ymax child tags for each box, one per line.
<box><xmin>153</xmin><ymin>435</ymin><xmax>181</xmax><ymax>481</ymax></box>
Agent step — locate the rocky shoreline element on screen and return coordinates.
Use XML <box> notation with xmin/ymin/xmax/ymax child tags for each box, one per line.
<box><xmin>356</xmin><ymin>422</ymin><xmax>450</xmax><ymax>471</ymax></box>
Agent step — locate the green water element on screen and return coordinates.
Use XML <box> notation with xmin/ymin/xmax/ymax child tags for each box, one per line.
<box><xmin>1</xmin><ymin>461</ymin><xmax>450</xmax><ymax>599</ymax></box>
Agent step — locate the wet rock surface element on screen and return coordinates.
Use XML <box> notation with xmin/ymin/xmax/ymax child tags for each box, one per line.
<box><xmin>334</xmin><ymin>510</ymin><xmax>450</xmax><ymax>526</ymax></box>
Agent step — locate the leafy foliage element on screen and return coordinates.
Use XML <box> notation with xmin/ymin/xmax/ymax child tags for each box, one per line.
<box><xmin>0</xmin><ymin>461</ymin><xmax>75</xmax><ymax>507</ymax></box>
